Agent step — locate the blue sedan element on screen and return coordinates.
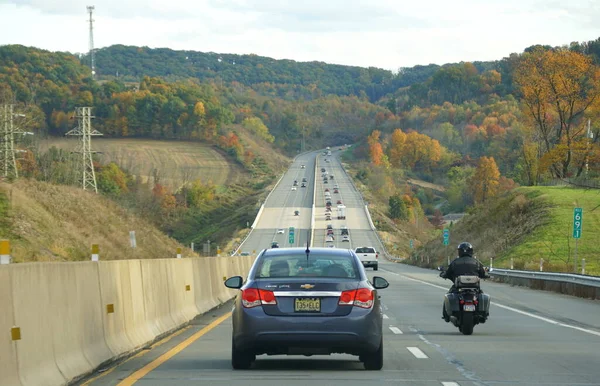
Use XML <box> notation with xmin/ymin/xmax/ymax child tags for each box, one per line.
<box><xmin>224</xmin><ymin>247</ymin><xmax>389</xmax><ymax>370</ymax></box>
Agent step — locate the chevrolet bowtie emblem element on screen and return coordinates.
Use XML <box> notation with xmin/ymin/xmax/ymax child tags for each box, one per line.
<box><xmin>300</xmin><ymin>284</ymin><xmax>315</xmax><ymax>289</ymax></box>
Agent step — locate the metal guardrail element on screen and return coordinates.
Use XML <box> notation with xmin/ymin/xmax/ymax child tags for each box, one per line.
<box><xmin>489</xmin><ymin>268</ymin><xmax>600</xmax><ymax>288</ymax></box>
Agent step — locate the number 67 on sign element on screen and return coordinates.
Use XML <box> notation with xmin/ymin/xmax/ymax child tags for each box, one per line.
<box><xmin>573</xmin><ymin>208</ymin><xmax>583</xmax><ymax>239</ymax></box>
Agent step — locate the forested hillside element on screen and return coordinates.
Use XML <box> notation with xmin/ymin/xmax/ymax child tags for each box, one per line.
<box><xmin>2</xmin><ymin>36</ymin><xmax>600</xmax><ymax>245</ymax></box>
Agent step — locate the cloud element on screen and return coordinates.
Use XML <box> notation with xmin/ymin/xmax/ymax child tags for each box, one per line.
<box><xmin>1</xmin><ymin>0</ymin><xmax>599</xmax><ymax>69</ymax></box>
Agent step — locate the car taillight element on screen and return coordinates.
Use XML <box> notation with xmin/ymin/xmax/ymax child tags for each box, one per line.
<box><xmin>259</xmin><ymin>289</ymin><xmax>277</xmax><ymax>305</ymax></box>
<box><xmin>354</xmin><ymin>288</ymin><xmax>374</xmax><ymax>308</ymax></box>
<box><xmin>241</xmin><ymin>289</ymin><xmax>277</xmax><ymax>308</ymax></box>
<box><xmin>338</xmin><ymin>289</ymin><xmax>356</xmax><ymax>305</ymax></box>
<box><xmin>376</xmin><ymin>253</ymin><xmax>378</xmax><ymax>259</ymax></box>
<box><xmin>338</xmin><ymin>289</ymin><xmax>374</xmax><ymax>309</ymax></box>
<box><xmin>241</xmin><ymin>288</ymin><xmax>261</xmax><ymax>308</ymax></box>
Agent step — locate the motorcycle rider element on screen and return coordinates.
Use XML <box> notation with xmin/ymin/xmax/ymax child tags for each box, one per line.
<box><xmin>441</xmin><ymin>242</ymin><xmax>488</xmax><ymax>291</ymax></box>
<box><xmin>441</xmin><ymin>242</ymin><xmax>488</xmax><ymax>319</ymax></box>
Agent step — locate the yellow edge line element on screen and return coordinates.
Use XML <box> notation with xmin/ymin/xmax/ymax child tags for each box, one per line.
<box><xmin>82</xmin><ymin>325</ymin><xmax>193</xmax><ymax>386</ymax></box>
<box><xmin>117</xmin><ymin>312</ymin><xmax>232</xmax><ymax>386</ymax></box>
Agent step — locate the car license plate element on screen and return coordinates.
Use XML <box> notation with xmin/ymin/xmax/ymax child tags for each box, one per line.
<box><xmin>463</xmin><ymin>304</ymin><xmax>476</xmax><ymax>312</ymax></box>
<box><xmin>295</xmin><ymin>298</ymin><xmax>320</xmax><ymax>312</ymax></box>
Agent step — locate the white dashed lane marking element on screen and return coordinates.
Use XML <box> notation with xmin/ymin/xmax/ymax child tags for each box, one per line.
<box><xmin>407</xmin><ymin>346</ymin><xmax>428</xmax><ymax>358</ymax></box>
<box><xmin>441</xmin><ymin>382</ymin><xmax>460</xmax><ymax>386</ymax></box>
<box><xmin>382</xmin><ymin>314</ymin><xmax>389</xmax><ymax>319</ymax></box>
<box><xmin>389</xmin><ymin>326</ymin><xmax>403</xmax><ymax>334</ymax></box>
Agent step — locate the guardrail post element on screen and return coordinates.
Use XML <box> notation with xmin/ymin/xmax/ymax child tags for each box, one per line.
<box><xmin>540</xmin><ymin>258</ymin><xmax>544</xmax><ymax>272</ymax></box>
<box><xmin>0</xmin><ymin>240</ymin><xmax>11</xmax><ymax>264</ymax></box>
<box><xmin>582</xmin><ymin>259</ymin><xmax>586</xmax><ymax>275</ymax></box>
<box><xmin>510</xmin><ymin>258</ymin><xmax>514</xmax><ymax>270</ymax></box>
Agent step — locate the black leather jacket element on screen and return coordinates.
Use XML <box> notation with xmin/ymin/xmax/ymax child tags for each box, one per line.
<box><xmin>442</xmin><ymin>255</ymin><xmax>488</xmax><ymax>283</ymax></box>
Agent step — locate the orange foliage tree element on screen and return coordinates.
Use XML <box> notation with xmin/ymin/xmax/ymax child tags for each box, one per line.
<box><xmin>515</xmin><ymin>48</ymin><xmax>600</xmax><ymax>178</ymax></box>
<box><xmin>367</xmin><ymin>130</ymin><xmax>384</xmax><ymax>166</ymax></box>
<box><xmin>469</xmin><ymin>156</ymin><xmax>500</xmax><ymax>204</ymax></box>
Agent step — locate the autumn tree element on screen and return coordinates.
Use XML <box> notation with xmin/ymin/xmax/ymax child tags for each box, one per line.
<box><xmin>367</xmin><ymin>130</ymin><xmax>385</xmax><ymax>166</ymax></box>
<box><xmin>388</xmin><ymin>128</ymin><xmax>406</xmax><ymax>167</ymax></box>
<box><xmin>469</xmin><ymin>156</ymin><xmax>500</xmax><ymax>204</ymax></box>
<box><xmin>515</xmin><ymin>48</ymin><xmax>600</xmax><ymax>178</ymax></box>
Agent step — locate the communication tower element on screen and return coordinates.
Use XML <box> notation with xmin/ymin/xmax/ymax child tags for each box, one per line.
<box><xmin>87</xmin><ymin>6</ymin><xmax>96</xmax><ymax>79</ymax></box>
<box><xmin>65</xmin><ymin>107</ymin><xmax>103</xmax><ymax>192</ymax></box>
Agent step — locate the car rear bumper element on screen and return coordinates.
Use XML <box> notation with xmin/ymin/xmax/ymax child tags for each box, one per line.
<box><xmin>233</xmin><ymin>306</ymin><xmax>382</xmax><ymax>356</ymax></box>
<box><xmin>361</xmin><ymin>261</ymin><xmax>378</xmax><ymax>267</ymax></box>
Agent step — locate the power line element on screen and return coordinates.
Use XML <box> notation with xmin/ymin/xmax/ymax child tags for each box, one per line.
<box><xmin>65</xmin><ymin>107</ymin><xmax>103</xmax><ymax>192</ymax></box>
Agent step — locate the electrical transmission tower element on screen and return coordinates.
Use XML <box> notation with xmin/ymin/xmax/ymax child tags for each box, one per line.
<box><xmin>87</xmin><ymin>5</ymin><xmax>96</xmax><ymax>79</ymax></box>
<box><xmin>65</xmin><ymin>107</ymin><xmax>103</xmax><ymax>192</ymax></box>
<box><xmin>0</xmin><ymin>104</ymin><xmax>27</xmax><ymax>180</ymax></box>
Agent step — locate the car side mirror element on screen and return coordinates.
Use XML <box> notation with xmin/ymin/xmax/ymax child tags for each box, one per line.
<box><xmin>372</xmin><ymin>276</ymin><xmax>389</xmax><ymax>289</ymax></box>
<box><xmin>224</xmin><ymin>276</ymin><xmax>243</xmax><ymax>289</ymax></box>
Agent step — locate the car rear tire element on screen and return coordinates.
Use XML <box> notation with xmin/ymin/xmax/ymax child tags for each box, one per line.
<box><xmin>363</xmin><ymin>337</ymin><xmax>383</xmax><ymax>370</ymax></box>
<box><xmin>231</xmin><ymin>338</ymin><xmax>254</xmax><ymax>369</ymax></box>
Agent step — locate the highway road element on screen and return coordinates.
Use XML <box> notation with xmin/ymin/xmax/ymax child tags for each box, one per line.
<box><xmin>82</xmin><ymin>150</ymin><xmax>600</xmax><ymax>386</ymax></box>
<box><xmin>85</xmin><ymin>259</ymin><xmax>600</xmax><ymax>386</ymax></box>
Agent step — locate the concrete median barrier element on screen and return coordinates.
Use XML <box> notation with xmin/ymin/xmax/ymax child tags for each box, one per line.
<box><xmin>0</xmin><ymin>255</ymin><xmax>257</xmax><ymax>386</ymax></box>
<box><xmin>192</xmin><ymin>258</ymin><xmax>219</xmax><ymax>314</ymax></box>
<box><xmin>0</xmin><ymin>267</ymin><xmax>21</xmax><ymax>386</ymax></box>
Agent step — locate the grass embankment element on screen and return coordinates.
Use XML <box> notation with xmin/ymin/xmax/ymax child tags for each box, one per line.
<box><xmin>410</xmin><ymin>186</ymin><xmax>600</xmax><ymax>275</ymax></box>
<box><xmin>0</xmin><ymin>179</ymin><xmax>196</xmax><ymax>262</ymax></box>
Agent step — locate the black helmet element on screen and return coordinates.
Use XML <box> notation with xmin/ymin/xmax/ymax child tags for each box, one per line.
<box><xmin>457</xmin><ymin>242</ymin><xmax>473</xmax><ymax>257</ymax></box>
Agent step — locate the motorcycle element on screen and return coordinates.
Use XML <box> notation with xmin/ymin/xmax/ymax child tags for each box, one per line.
<box><xmin>437</xmin><ymin>266</ymin><xmax>490</xmax><ymax>335</ymax></box>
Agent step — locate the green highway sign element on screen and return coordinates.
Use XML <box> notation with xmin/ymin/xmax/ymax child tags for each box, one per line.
<box><xmin>289</xmin><ymin>233</ymin><xmax>295</xmax><ymax>244</ymax></box>
<box><xmin>443</xmin><ymin>229</ymin><xmax>449</xmax><ymax>245</ymax></box>
<box><xmin>409</xmin><ymin>239</ymin><xmax>414</xmax><ymax>249</ymax></box>
<box><xmin>573</xmin><ymin>207</ymin><xmax>583</xmax><ymax>239</ymax></box>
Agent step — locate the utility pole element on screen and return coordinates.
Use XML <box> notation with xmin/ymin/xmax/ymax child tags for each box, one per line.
<box><xmin>65</xmin><ymin>107</ymin><xmax>103</xmax><ymax>192</ymax></box>
<box><xmin>0</xmin><ymin>105</ymin><xmax>28</xmax><ymax>180</ymax></box>
<box><xmin>87</xmin><ymin>5</ymin><xmax>96</xmax><ymax>79</ymax></box>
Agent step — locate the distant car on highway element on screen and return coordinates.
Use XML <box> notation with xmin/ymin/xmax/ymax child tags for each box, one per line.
<box><xmin>291</xmin><ymin>186</ymin><xmax>297</xmax><ymax>191</ymax></box>
<box><xmin>271</xmin><ymin>242</ymin><xmax>279</xmax><ymax>248</ymax></box>
<box><xmin>224</xmin><ymin>247</ymin><xmax>389</xmax><ymax>369</ymax></box>
<box><xmin>342</xmin><ymin>235</ymin><xmax>350</xmax><ymax>242</ymax></box>
<box><xmin>301</xmin><ymin>182</ymin><xmax>306</xmax><ymax>187</ymax></box>
<box><xmin>355</xmin><ymin>247</ymin><xmax>378</xmax><ymax>271</ymax></box>
<box><xmin>301</xmin><ymin>164</ymin><xmax>305</xmax><ymax>169</ymax></box>
<box><xmin>277</xmin><ymin>228</ymin><xmax>285</xmax><ymax>234</ymax></box>
<box><xmin>334</xmin><ymin>188</ymin><xmax>339</xmax><ymax>193</ymax></box>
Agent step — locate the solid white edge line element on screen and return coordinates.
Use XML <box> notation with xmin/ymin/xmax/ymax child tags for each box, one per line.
<box><xmin>381</xmin><ymin>268</ymin><xmax>600</xmax><ymax>338</ymax></box>
<box><xmin>383</xmin><ymin>314</ymin><xmax>389</xmax><ymax>319</ymax></box>
<box><xmin>441</xmin><ymin>382</ymin><xmax>460</xmax><ymax>386</ymax></box>
<box><xmin>389</xmin><ymin>326</ymin><xmax>403</xmax><ymax>334</ymax></box>
<box><xmin>407</xmin><ymin>346</ymin><xmax>428</xmax><ymax>359</ymax></box>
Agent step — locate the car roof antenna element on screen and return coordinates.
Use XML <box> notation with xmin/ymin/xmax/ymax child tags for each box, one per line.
<box><xmin>305</xmin><ymin>231</ymin><xmax>310</xmax><ymax>264</ymax></box>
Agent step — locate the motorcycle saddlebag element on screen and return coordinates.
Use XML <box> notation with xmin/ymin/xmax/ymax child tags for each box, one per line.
<box><xmin>444</xmin><ymin>292</ymin><xmax>460</xmax><ymax>313</ymax></box>
<box><xmin>477</xmin><ymin>293</ymin><xmax>490</xmax><ymax>314</ymax></box>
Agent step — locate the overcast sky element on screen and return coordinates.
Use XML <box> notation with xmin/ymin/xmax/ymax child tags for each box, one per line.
<box><xmin>0</xmin><ymin>0</ymin><xmax>599</xmax><ymax>70</ymax></box>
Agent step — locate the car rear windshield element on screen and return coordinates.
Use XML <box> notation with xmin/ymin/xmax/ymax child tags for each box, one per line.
<box><xmin>255</xmin><ymin>254</ymin><xmax>359</xmax><ymax>279</ymax></box>
<box><xmin>355</xmin><ymin>247</ymin><xmax>375</xmax><ymax>254</ymax></box>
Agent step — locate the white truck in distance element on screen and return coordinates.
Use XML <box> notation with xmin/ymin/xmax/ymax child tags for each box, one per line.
<box><xmin>337</xmin><ymin>204</ymin><xmax>346</xmax><ymax>219</ymax></box>
<box><xmin>355</xmin><ymin>247</ymin><xmax>378</xmax><ymax>270</ymax></box>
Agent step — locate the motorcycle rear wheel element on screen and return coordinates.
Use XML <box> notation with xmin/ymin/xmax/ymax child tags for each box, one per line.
<box><xmin>461</xmin><ymin>313</ymin><xmax>474</xmax><ymax>335</ymax></box>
